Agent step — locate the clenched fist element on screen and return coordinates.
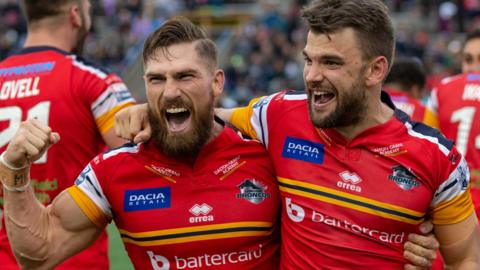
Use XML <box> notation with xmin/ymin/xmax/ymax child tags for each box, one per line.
<box><xmin>3</xmin><ymin>119</ymin><xmax>60</xmax><ymax>168</ymax></box>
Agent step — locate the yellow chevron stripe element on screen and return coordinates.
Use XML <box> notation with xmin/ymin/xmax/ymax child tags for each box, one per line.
<box><xmin>118</xmin><ymin>221</ymin><xmax>273</xmax><ymax>238</ymax></box>
<box><xmin>278</xmin><ymin>177</ymin><xmax>424</xmax><ymax>224</ymax></box>
<box><xmin>122</xmin><ymin>229</ymin><xmax>274</xmax><ymax>247</ymax></box>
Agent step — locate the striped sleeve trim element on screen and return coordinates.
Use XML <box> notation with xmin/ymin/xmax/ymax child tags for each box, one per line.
<box><xmin>67</xmin><ymin>186</ymin><xmax>109</xmax><ymax>228</ymax></box>
<box><xmin>431</xmin><ymin>186</ymin><xmax>474</xmax><ymax>225</ymax></box>
<box><xmin>432</xmin><ymin>157</ymin><xmax>470</xmax><ymax>205</ymax></box>
<box><xmin>74</xmin><ymin>164</ymin><xmax>112</xmax><ymax>217</ymax></box>
<box><xmin>403</xmin><ymin>120</ymin><xmax>452</xmax><ymax>156</ymax></box>
<box><xmin>91</xmin><ymin>82</ymin><xmax>135</xmax><ymax>120</ymax></box>
<box><xmin>96</xmin><ymin>102</ymin><xmax>135</xmax><ymax>134</ymax></box>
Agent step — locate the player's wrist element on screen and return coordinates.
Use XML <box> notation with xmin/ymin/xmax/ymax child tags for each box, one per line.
<box><xmin>0</xmin><ymin>152</ymin><xmax>30</xmax><ymax>192</ymax></box>
<box><xmin>0</xmin><ymin>152</ymin><xmax>28</xmax><ymax>170</ymax></box>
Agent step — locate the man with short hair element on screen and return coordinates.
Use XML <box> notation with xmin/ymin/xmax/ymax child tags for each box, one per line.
<box><xmin>0</xmin><ymin>17</ymin><xmax>280</xmax><ymax>269</ymax></box>
<box><xmin>117</xmin><ymin>1</ymin><xmax>480</xmax><ymax>269</ymax></box>
<box><xmin>383</xmin><ymin>57</ymin><xmax>430</xmax><ymax>123</ymax></box>
<box><xmin>0</xmin><ymin>0</ymin><xmax>135</xmax><ymax>269</ymax></box>
<box><xmin>461</xmin><ymin>30</ymin><xmax>480</xmax><ymax>73</ymax></box>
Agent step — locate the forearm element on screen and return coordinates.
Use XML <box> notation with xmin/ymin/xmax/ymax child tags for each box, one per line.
<box><xmin>215</xmin><ymin>107</ymin><xmax>234</xmax><ymax>122</ymax></box>
<box><xmin>438</xmin><ymin>215</ymin><xmax>480</xmax><ymax>270</ymax></box>
<box><xmin>2</xmin><ymin>164</ymin><xmax>55</xmax><ymax>268</ymax></box>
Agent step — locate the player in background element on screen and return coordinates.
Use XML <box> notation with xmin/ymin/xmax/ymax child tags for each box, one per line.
<box><xmin>426</xmin><ymin>30</ymin><xmax>480</xmax><ymax>227</ymax></box>
<box><xmin>0</xmin><ymin>0</ymin><xmax>135</xmax><ymax>269</ymax></box>
<box><xmin>0</xmin><ymin>17</ymin><xmax>280</xmax><ymax>270</ymax></box>
<box><xmin>383</xmin><ymin>57</ymin><xmax>432</xmax><ymax>123</ymax></box>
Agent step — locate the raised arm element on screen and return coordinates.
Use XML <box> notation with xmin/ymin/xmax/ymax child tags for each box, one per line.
<box><xmin>0</xmin><ymin>120</ymin><xmax>103</xmax><ymax>269</ymax></box>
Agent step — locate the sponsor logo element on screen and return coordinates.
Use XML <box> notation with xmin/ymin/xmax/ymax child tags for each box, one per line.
<box><xmin>75</xmin><ymin>165</ymin><xmax>92</xmax><ymax>185</ymax></box>
<box><xmin>388</xmin><ymin>165</ymin><xmax>420</xmax><ymax>190</ymax></box>
<box><xmin>337</xmin><ymin>171</ymin><xmax>362</xmax><ymax>193</ymax></box>
<box><xmin>0</xmin><ymin>61</ymin><xmax>55</xmax><ymax>77</ymax></box>
<box><xmin>285</xmin><ymin>197</ymin><xmax>404</xmax><ymax>243</ymax></box>
<box><xmin>213</xmin><ymin>156</ymin><xmax>245</xmax><ymax>180</ymax></box>
<box><xmin>252</xmin><ymin>96</ymin><xmax>269</xmax><ymax>109</ymax></box>
<box><xmin>371</xmin><ymin>143</ymin><xmax>407</xmax><ymax>157</ymax></box>
<box><xmin>145</xmin><ymin>165</ymin><xmax>180</xmax><ymax>183</ymax></box>
<box><xmin>148</xmin><ymin>251</ymin><xmax>170</xmax><ymax>270</ymax></box>
<box><xmin>282</xmin><ymin>137</ymin><xmax>324</xmax><ymax>164</ymax></box>
<box><xmin>189</xmin><ymin>203</ymin><xmax>214</xmax><ymax>223</ymax></box>
<box><xmin>124</xmin><ymin>187</ymin><xmax>170</xmax><ymax>212</ymax></box>
<box><xmin>456</xmin><ymin>162</ymin><xmax>468</xmax><ymax>190</ymax></box>
<box><xmin>148</xmin><ymin>245</ymin><xmax>263</xmax><ymax>269</ymax></box>
<box><xmin>236</xmin><ymin>179</ymin><xmax>270</xmax><ymax>204</ymax></box>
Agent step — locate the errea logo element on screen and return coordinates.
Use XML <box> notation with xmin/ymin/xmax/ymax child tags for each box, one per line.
<box><xmin>337</xmin><ymin>171</ymin><xmax>362</xmax><ymax>193</ymax></box>
<box><xmin>189</xmin><ymin>203</ymin><xmax>214</xmax><ymax>223</ymax></box>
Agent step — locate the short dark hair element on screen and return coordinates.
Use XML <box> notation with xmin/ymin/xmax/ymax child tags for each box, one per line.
<box><xmin>301</xmin><ymin>0</ymin><xmax>395</xmax><ymax>66</ymax></box>
<box><xmin>385</xmin><ymin>57</ymin><xmax>426</xmax><ymax>91</ymax></box>
<box><xmin>22</xmin><ymin>0</ymin><xmax>78</xmax><ymax>23</ymax></box>
<box><xmin>464</xmin><ymin>30</ymin><xmax>480</xmax><ymax>49</ymax></box>
<box><xmin>143</xmin><ymin>16</ymin><xmax>218</xmax><ymax>71</ymax></box>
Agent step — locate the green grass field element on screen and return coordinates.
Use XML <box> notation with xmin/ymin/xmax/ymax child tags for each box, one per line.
<box><xmin>107</xmin><ymin>223</ymin><xmax>134</xmax><ymax>270</ymax></box>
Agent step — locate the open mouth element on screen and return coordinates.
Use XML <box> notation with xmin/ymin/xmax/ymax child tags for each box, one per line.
<box><xmin>312</xmin><ymin>90</ymin><xmax>335</xmax><ymax>106</ymax></box>
<box><xmin>165</xmin><ymin>107</ymin><xmax>192</xmax><ymax>133</ymax></box>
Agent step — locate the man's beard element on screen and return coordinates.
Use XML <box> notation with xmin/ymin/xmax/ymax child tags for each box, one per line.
<box><xmin>148</xmin><ymin>95</ymin><xmax>214</xmax><ymax>157</ymax></box>
<box><xmin>307</xmin><ymin>76</ymin><xmax>367</xmax><ymax>129</ymax></box>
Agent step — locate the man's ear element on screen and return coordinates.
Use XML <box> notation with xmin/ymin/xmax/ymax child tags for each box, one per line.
<box><xmin>364</xmin><ymin>56</ymin><xmax>389</xmax><ymax>87</ymax></box>
<box><xmin>69</xmin><ymin>3</ymin><xmax>82</xmax><ymax>28</ymax></box>
<box><xmin>212</xmin><ymin>69</ymin><xmax>225</xmax><ymax>99</ymax></box>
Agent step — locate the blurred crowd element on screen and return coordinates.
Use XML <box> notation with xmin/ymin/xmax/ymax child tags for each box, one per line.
<box><xmin>2</xmin><ymin>0</ymin><xmax>480</xmax><ymax>105</ymax></box>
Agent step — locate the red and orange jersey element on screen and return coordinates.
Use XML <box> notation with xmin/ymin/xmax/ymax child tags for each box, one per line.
<box><xmin>384</xmin><ymin>88</ymin><xmax>432</xmax><ymax>124</ymax></box>
<box><xmin>230</xmin><ymin>90</ymin><xmax>473</xmax><ymax>269</ymax></box>
<box><xmin>427</xmin><ymin>73</ymin><xmax>480</xmax><ymax>217</ymax></box>
<box><xmin>0</xmin><ymin>46</ymin><xmax>135</xmax><ymax>269</ymax></box>
<box><xmin>68</xmin><ymin>125</ymin><xmax>280</xmax><ymax>270</ymax></box>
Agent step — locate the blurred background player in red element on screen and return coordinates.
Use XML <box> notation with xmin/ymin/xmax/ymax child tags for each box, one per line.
<box><xmin>427</xmin><ymin>29</ymin><xmax>480</xmax><ymax>228</ymax></box>
<box><xmin>383</xmin><ymin>57</ymin><xmax>431</xmax><ymax>123</ymax></box>
<box><xmin>0</xmin><ymin>0</ymin><xmax>135</xmax><ymax>269</ymax></box>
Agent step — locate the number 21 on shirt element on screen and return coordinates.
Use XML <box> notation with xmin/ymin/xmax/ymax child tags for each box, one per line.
<box><xmin>0</xmin><ymin>101</ymin><xmax>51</xmax><ymax>163</ymax></box>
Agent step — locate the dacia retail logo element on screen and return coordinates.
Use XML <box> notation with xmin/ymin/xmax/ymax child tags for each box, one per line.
<box><xmin>282</xmin><ymin>137</ymin><xmax>324</xmax><ymax>164</ymax></box>
<box><xmin>388</xmin><ymin>165</ymin><xmax>420</xmax><ymax>191</ymax></box>
<box><xmin>124</xmin><ymin>187</ymin><xmax>171</xmax><ymax>212</ymax></box>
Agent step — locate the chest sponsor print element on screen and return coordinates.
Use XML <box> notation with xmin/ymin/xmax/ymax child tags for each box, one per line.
<box><xmin>124</xmin><ymin>187</ymin><xmax>171</xmax><ymax>212</ymax></box>
<box><xmin>236</xmin><ymin>179</ymin><xmax>270</xmax><ymax>204</ymax></box>
<box><xmin>282</xmin><ymin>137</ymin><xmax>324</xmax><ymax>164</ymax></box>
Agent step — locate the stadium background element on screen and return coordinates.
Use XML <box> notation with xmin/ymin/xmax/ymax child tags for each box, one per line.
<box><xmin>1</xmin><ymin>0</ymin><xmax>479</xmax><ymax>269</ymax></box>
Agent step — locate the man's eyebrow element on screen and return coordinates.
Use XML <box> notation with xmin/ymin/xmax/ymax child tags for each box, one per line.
<box><xmin>144</xmin><ymin>72</ymin><xmax>165</xmax><ymax>78</ymax></box>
